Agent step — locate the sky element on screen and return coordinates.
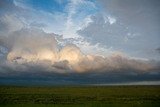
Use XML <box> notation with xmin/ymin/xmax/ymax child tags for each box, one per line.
<box><xmin>0</xmin><ymin>0</ymin><xmax>160</xmax><ymax>85</ymax></box>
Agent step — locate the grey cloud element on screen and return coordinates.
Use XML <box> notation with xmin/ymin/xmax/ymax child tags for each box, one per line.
<box><xmin>53</xmin><ymin>60</ymin><xmax>70</xmax><ymax>70</ymax></box>
<box><xmin>0</xmin><ymin>0</ymin><xmax>16</xmax><ymax>11</ymax></box>
<box><xmin>78</xmin><ymin>0</ymin><xmax>160</xmax><ymax>60</ymax></box>
<box><xmin>99</xmin><ymin>0</ymin><xmax>160</xmax><ymax>37</ymax></box>
<box><xmin>76</xmin><ymin>54</ymin><xmax>154</xmax><ymax>72</ymax></box>
<box><xmin>78</xmin><ymin>14</ymin><xmax>128</xmax><ymax>48</ymax></box>
<box><xmin>156</xmin><ymin>47</ymin><xmax>160</xmax><ymax>54</ymax></box>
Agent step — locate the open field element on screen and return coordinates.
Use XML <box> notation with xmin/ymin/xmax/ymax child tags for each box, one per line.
<box><xmin>0</xmin><ymin>86</ymin><xmax>160</xmax><ymax>107</ymax></box>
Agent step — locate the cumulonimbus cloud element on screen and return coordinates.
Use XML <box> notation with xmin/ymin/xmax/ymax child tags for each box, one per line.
<box><xmin>0</xmin><ymin>28</ymin><xmax>156</xmax><ymax>73</ymax></box>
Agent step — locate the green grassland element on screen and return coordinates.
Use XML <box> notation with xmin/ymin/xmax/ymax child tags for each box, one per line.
<box><xmin>0</xmin><ymin>86</ymin><xmax>160</xmax><ymax>107</ymax></box>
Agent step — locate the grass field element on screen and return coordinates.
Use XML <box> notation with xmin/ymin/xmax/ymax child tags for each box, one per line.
<box><xmin>0</xmin><ymin>86</ymin><xmax>160</xmax><ymax>107</ymax></box>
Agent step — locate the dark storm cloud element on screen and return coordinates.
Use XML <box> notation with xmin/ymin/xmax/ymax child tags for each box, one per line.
<box><xmin>0</xmin><ymin>68</ymin><xmax>160</xmax><ymax>85</ymax></box>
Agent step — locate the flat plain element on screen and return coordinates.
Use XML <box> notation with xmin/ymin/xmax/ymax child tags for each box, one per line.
<box><xmin>0</xmin><ymin>85</ymin><xmax>160</xmax><ymax>107</ymax></box>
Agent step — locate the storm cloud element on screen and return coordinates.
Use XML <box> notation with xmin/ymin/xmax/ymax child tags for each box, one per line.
<box><xmin>0</xmin><ymin>0</ymin><xmax>160</xmax><ymax>85</ymax></box>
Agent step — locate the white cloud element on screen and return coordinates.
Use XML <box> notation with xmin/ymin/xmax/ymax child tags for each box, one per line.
<box><xmin>0</xmin><ymin>28</ymin><xmax>154</xmax><ymax>73</ymax></box>
<box><xmin>108</xmin><ymin>16</ymin><xmax>116</xmax><ymax>25</ymax></box>
<box><xmin>78</xmin><ymin>15</ymin><xmax>93</xmax><ymax>30</ymax></box>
